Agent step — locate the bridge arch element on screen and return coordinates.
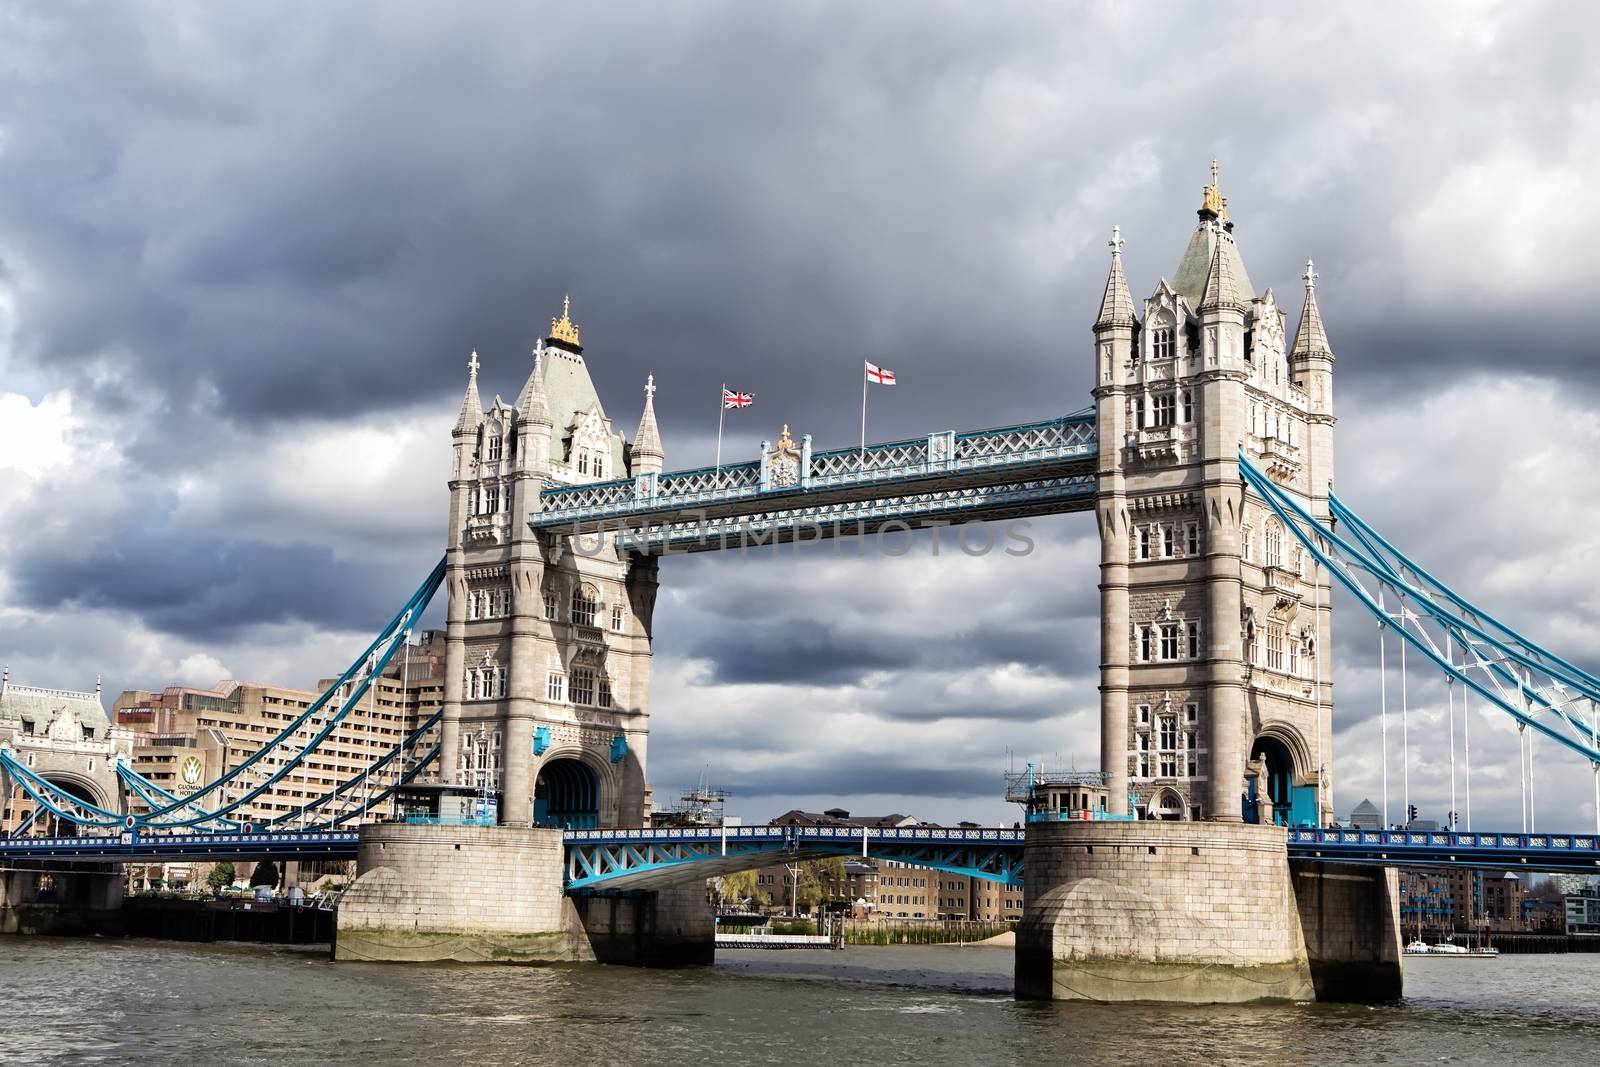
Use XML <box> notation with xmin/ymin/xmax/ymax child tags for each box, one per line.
<box><xmin>1145</xmin><ymin>787</ymin><xmax>1187</xmax><ymax>821</ymax></box>
<box><xmin>24</xmin><ymin>771</ymin><xmax>111</xmax><ymax>835</ymax></box>
<box><xmin>533</xmin><ymin>751</ymin><xmax>609</xmax><ymax>830</ymax></box>
<box><xmin>1250</xmin><ymin>725</ymin><xmax>1314</xmax><ymax>827</ymax></box>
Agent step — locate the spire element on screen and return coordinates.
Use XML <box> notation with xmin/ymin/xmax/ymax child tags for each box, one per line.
<box><xmin>632</xmin><ymin>374</ymin><xmax>663</xmax><ymax>463</ymax></box>
<box><xmin>547</xmin><ymin>294</ymin><xmax>582</xmax><ymax>350</ymax></box>
<box><xmin>1</xmin><ymin>664</ymin><xmax>8</xmax><ymax>702</ymax></box>
<box><xmin>1199</xmin><ymin>233</ymin><xmax>1242</xmax><ymax>312</ymax></box>
<box><xmin>1199</xmin><ymin>158</ymin><xmax>1227</xmax><ymax>222</ymax></box>
<box><xmin>1094</xmin><ymin>225</ymin><xmax>1135</xmax><ymax>329</ymax></box>
<box><xmin>1291</xmin><ymin>259</ymin><xmax>1333</xmax><ymax>358</ymax></box>
<box><xmin>517</xmin><ymin>347</ymin><xmax>553</xmax><ymax>427</ymax></box>
<box><xmin>454</xmin><ymin>351</ymin><xmax>483</xmax><ymax>435</ymax></box>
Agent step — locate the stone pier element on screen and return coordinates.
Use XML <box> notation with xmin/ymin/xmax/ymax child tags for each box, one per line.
<box><xmin>1</xmin><ymin>863</ymin><xmax>124</xmax><ymax>936</ymax></box>
<box><xmin>334</xmin><ymin>823</ymin><xmax>713</xmax><ymax>966</ymax></box>
<box><xmin>1016</xmin><ymin>821</ymin><xmax>1400</xmax><ymax>1004</ymax></box>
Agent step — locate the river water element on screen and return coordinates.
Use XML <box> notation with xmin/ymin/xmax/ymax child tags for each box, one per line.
<box><xmin>4</xmin><ymin>939</ymin><xmax>1599</xmax><ymax>1065</ymax></box>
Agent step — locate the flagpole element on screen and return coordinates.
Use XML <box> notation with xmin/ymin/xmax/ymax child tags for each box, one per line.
<box><xmin>860</xmin><ymin>363</ymin><xmax>868</xmax><ymax>459</ymax></box>
<box><xmin>716</xmin><ymin>382</ymin><xmax>726</xmax><ymax>475</ymax></box>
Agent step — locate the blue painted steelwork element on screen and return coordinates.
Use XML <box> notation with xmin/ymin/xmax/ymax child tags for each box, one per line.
<box><xmin>1287</xmin><ymin>828</ymin><xmax>1600</xmax><ymax>874</ymax></box>
<box><xmin>609</xmin><ymin>735</ymin><xmax>627</xmax><ymax>763</ymax></box>
<box><xmin>533</xmin><ymin>725</ymin><xmax>551</xmax><ymax>755</ymax></box>
<box><xmin>1</xmin><ymin>558</ymin><xmax>446</xmax><ymax>834</ymax></box>
<box><xmin>561</xmin><ymin>824</ymin><xmax>1026</xmax><ymax>891</ymax></box>
<box><xmin>0</xmin><ymin>830</ymin><xmax>361</xmax><ymax>863</ymax></box>
<box><xmin>528</xmin><ymin>413</ymin><xmax>1097</xmax><ymax>546</ymax></box>
<box><xmin>1239</xmin><ymin>455</ymin><xmax>1600</xmax><ymax>766</ymax></box>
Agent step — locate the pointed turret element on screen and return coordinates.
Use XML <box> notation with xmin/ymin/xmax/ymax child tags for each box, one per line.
<box><xmin>1290</xmin><ymin>260</ymin><xmax>1333</xmax><ymax>358</ymax></box>
<box><xmin>1199</xmin><ymin>235</ymin><xmax>1243</xmax><ymax>312</ymax></box>
<box><xmin>632</xmin><ymin>374</ymin><xmax>664</xmax><ymax>475</ymax></box>
<box><xmin>517</xmin><ymin>346</ymin><xmax>553</xmax><ymax>427</ymax></box>
<box><xmin>454</xmin><ymin>352</ymin><xmax>483</xmax><ymax>436</ymax></box>
<box><xmin>1094</xmin><ymin>225</ymin><xmax>1135</xmax><ymax>328</ymax></box>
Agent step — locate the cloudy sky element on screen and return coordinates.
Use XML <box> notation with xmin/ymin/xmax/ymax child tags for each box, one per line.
<box><xmin>3</xmin><ymin>1</ymin><xmax>1597</xmax><ymax>830</ymax></box>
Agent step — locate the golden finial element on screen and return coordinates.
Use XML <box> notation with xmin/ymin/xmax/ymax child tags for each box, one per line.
<box><xmin>1201</xmin><ymin>158</ymin><xmax>1224</xmax><ymax>218</ymax></box>
<box><xmin>777</xmin><ymin>424</ymin><xmax>795</xmax><ymax>450</ymax></box>
<box><xmin>549</xmin><ymin>293</ymin><xmax>581</xmax><ymax>346</ymax></box>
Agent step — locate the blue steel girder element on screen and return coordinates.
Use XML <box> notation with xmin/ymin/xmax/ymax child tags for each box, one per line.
<box><xmin>562</xmin><ymin>825</ymin><xmax>1025</xmax><ymax>891</ymax></box>
<box><xmin>1287</xmin><ymin>828</ymin><xmax>1600</xmax><ymax>874</ymax></box>
<box><xmin>586</xmin><ymin>476</ymin><xmax>1096</xmax><ymax>554</ymax></box>
<box><xmin>0</xmin><ymin>830</ymin><xmax>360</xmax><ymax>864</ymax></box>
<box><xmin>529</xmin><ymin>414</ymin><xmax>1097</xmax><ymax>549</ymax></box>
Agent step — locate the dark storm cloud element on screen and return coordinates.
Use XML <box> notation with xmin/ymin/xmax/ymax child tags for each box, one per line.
<box><xmin>7</xmin><ymin>1</ymin><xmax>1598</xmax><ymax>458</ymax></box>
<box><xmin>11</xmin><ymin>519</ymin><xmax>423</xmax><ymax>641</ymax></box>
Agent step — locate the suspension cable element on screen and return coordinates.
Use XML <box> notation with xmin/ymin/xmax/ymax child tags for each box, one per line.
<box><xmin>1461</xmin><ymin>638</ymin><xmax>1473</xmax><ymax>832</ymax></box>
<box><xmin>1379</xmin><ymin>589</ymin><xmax>1390</xmax><ymax>828</ymax></box>
<box><xmin>1399</xmin><ymin>600</ymin><xmax>1411</xmax><ymax>824</ymax></box>
<box><xmin>1447</xmin><ymin>632</ymin><xmax>1458</xmax><ymax>829</ymax></box>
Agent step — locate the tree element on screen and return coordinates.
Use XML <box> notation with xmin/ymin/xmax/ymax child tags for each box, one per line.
<box><xmin>249</xmin><ymin>860</ymin><xmax>279</xmax><ymax>888</ymax></box>
<box><xmin>797</xmin><ymin>857</ymin><xmax>848</xmax><ymax>913</ymax></box>
<box><xmin>206</xmin><ymin>861</ymin><xmax>236</xmax><ymax>889</ymax></box>
<box><xmin>718</xmin><ymin>869</ymin><xmax>760</xmax><ymax>906</ymax></box>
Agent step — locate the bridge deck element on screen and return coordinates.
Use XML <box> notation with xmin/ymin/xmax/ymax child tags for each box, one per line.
<box><xmin>8</xmin><ymin>826</ymin><xmax>1597</xmax><ymax>879</ymax></box>
<box><xmin>527</xmin><ymin>414</ymin><xmax>1097</xmax><ymax>550</ymax></box>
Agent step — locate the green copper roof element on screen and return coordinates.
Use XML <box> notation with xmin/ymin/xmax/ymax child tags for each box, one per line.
<box><xmin>0</xmin><ymin>685</ymin><xmax>111</xmax><ymax>731</ymax></box>
<box><xmin>1172</xmin><ymin>224</ymin><xmax>1254</xmax><ymax>308</ymax></box>
<box><xmin>538</xmin><ymin>348</ymin><xmax>630</xmax><ymax>473</ymax></box>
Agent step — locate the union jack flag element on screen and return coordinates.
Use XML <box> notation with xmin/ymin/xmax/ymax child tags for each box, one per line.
<box><xmin>723</xmin><ymin>388</ymin><xmax>754</xmax><ymax>409</ymax></box>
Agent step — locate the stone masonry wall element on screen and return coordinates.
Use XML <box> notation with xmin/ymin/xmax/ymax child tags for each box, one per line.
<box><xmin>1016</xmin><ymin>821</ymin><xmax>1315</xmax><ymax>1003</ymax></box>
<box><xmin>334</xmin><ymin>823</ymin><xmax>591</xmax><ymax>963</ymax></box>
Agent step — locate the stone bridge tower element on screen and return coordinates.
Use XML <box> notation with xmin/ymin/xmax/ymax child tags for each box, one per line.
<box><xmin>439</xmin><ymin>298</ymin><xmax>661</xmax><ymax>828</ymax></box>
<box><xmin>1093</xmin><ymin>164</ymin><xmax>1336</xmax><ymax>825</ymax></box>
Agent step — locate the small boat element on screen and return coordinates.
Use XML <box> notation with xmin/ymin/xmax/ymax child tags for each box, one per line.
<box><xmin>1404</xmin><ymin>938</ymin><xmax>1498</xmax><ymax>958</ymax></box>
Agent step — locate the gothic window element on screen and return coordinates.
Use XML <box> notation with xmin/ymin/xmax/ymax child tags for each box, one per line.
<box><xmin>482</xmin><ymin>486</ymin><xmax>500</xmax><ymax>515</ymax></box>
<box><xmin>578</xmin><ymin>452</ymin><xmax>590</xmax><ymax>475</ymax></box>
<box><xmin>1181</xmin><ymin>389</ymin><xmax>1194</xmax><ymax>424</ymax></box>
<box><xmin>1185</xmin><ymin>621</ymin><xmax>1201</xmax><ymax>658</ymax></box>
<box><xmin>1137</xmin><ymin>734</ymin><xmax>1150</xmax><ymax>778</ymax></box>
<box><xmin>485</xmin><ymin>435</ymin><xmax>503</xmax><ymax>462</ymax></box>
<box><xmin>571</xmin><ymin>585</ymin><xmax>598</xmax><ymax>628</ymax></box>
<box><xmin>593</xmin><ymin>452</ymin><xmax>605</xmax><ymax>479</ymax></box>
<box><xmin>1152</xmin><ymin>328</ymin><xmax>1173</xmax><ymax>360</ymax></box>
<box><xmin>1186</xmin><ymin>523</ymin><xmax>1201</xmax><ymax>556</ymax></box>
<box><xmin>1159</xmin><ymin>624</ymin><xmax>1179</xmax><ymax>660</ymax></box>
<box><xmin>1152</xmin><ymin>392</ymin><xmax>1175</xmax><ymax>427</ymax></box>
<box><xmin>543</xmin><ymin>592</ymin><xmax>556</xmax><ymax>620</ymax></box>
<box><xmin>1242</xmin><ymin>528</ymin><xmax>1254</xmax><ymax>563</ymax></box>
<box><xmin>546</xmin><ymin>672</ymin><xmax>566</xmax><ymax>702</ymax></box>
<box><xmin>570</xmin><ymin>668</ymin><xmax>595</xmax><ymax>706</ymax></box>
<box><xmin>1265</xmin><ymin>625</ymin><xmax>1286</xmax><ymax>671</ymax></box>
<box><xmin>467</xmin><ymin>669</ymin><xmax>480</xmax><ymax>700</ymax></box>
<box><xmin>1162</xmin><ymin>526</ymin><xmax>1175</xmax><ymax>558</ymax></box>
<box><xmin>1138</xmin><ymin>527</ymin><xmax>1151</xmax><ymax>560</ymax></box>
<box><xmin>494</xmin><ymin>588</ymin><xmax>509</xmax><ymax>616</ymax></box>
<box><xmin>611</xmin><ymin>602</ymin><xmax>625</xmax><ymax>632</ymax></box>
<box><xmin>598</xmin><ymin>677</ymin><xmax>613</xmax><ymax>708</ymax></box>
<box><xmin>468</xmin><ymin>592</ymin><xmax>480</xmax><ymax>621</ymax></box>
<box><xmin>1289</xmin><ymin>640</ymin><xmax>1301</xmax><ymax>676</ymax></box>
<box><xmin>1265</xmin><ymin>521</ymin><xmax>1284</xmax><ymax>568</ymax></box>
<box><xmin>497</xmin><ymin>669</ymin><xmax>508</xmax><ymax>698</ymax></box>
<box><xmin>1137</xmin><ymin>704</ymin><xmax>1150</xmax><ymax>725</ymax></box>
<box><xmin>1139</xmin><ymin>626</ymin><xmax>1153</xmax><ymax>662</ymax></box>
<box><xmin>1184</xmin><ymin>702</ymin><xmax>1198</xmax><ymax>724</ymax></box>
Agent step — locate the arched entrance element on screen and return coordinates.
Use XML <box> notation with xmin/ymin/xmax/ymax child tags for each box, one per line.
<box><xmin>1146</xmin><ymin>788</ymin><xmax>1186</xmax><ymax>821</ymax></box>
<box><xmin>534</xmin><ymin>758</ymin><xmax>600</xmax><ymax>829</ymax></box>
<box><xmin>32</xmin><ymin>776</ymin><xmax>104</xmax><ymax>837</ymax></box>
<box><xmin>1250</xmin><ymin>735</ymin><xmax>1307</xmax><ymax>827</ymax></box>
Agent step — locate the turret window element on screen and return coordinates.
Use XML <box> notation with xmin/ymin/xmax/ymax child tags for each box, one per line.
<box><xmin>577</xmin><ymin>452</ymin><xmax>589</xmax><ymax>475</ymax></box>
<box><xmin>570</xmin><ymin>668</ymin><xmax>596</xmax><ymax>706</ymax></box>
<box><xmin>546</xmin><ymin>673</ymin><xmax>566</xmax><ymax>702</ymax></box>
<box><xmin>1138</xmin><ymin>527</ymin><xmax>1152</xmax><ymax>560</ymax></box>
<box><xmin>1181</xmin><ymin>390</ymin><xmax>1194</xmax><ymax>424</ymax></box>
<box><xmin>485</xmin><ymin>435</ymin><xmax>503</xmax><ymax>462</ymax></box>
<box><xmin>1265</xmin><ymin>522</ymin><xmax>1284</xmax><ymax>567</ymax></box>
<box><xmin>571</xmin><ymin>586</ymin><xmax>599</xmax><ymax>628</ymax></box>
<box><xmin>1151</xmin><ymin>393</ymin><xmax>1175</xmax><ymax>428</ymax></box>
<box><xmin>611</xmin><ymin>603</ymin><xmax>624</xmax><ymax>632</ymax></box>
<box><xmin>1185</xmin><ymin>523</ymin><xmax>1201</xmax><ymax>556</ymax></box>
<box><xmin>1162</xmin><ymin>526</ymin><xmax>1175</xmax><ymax>557</ymax></box>
<box><xmin>1152</xmin><ymin>328</ymin><xmax>1173</xmax><ymax>360</ymax></box>
<box><xmin>543</xmin><ymin>592</ymin><xmax>556</xmax><ymax>620</ymax></box>
<box><xmin>1159</xmin><ymin>624</ymin><xmax>1180</xmax><ymax>660</ymax></box>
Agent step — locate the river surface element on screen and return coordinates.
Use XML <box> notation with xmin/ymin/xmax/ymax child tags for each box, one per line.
<box><xmin>4</xmin><ymin>939</ymin><xmax>1599</xmax><ymax>1065</ymax></box>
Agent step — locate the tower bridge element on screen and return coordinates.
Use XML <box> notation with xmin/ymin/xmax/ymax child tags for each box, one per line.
<box><xmin>6</xmin><ymin>166</ymin><xmax>1598</xmax><ymax>1002</ymax></box>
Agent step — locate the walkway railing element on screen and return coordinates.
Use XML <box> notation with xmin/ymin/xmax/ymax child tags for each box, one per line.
<box><xmin>529</xmin><ymin>413</ymin><xmax>1096</xmax><ymax>531</ymax></box>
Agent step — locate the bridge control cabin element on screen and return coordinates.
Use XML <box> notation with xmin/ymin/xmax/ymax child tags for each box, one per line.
<box><xmin>391</xmin><ymin>784</ymin><xmax>497</xmax><ymax>827</ymax></box>
<box><xmin>1006</xmin><ymin>768</ymin><xmax>1132</xmax><ymax>823</ymax></box>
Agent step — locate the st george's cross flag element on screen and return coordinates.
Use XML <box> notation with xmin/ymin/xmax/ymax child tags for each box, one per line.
<box><xmin>864</xmin><ymin>361</ymin><xmax>896</xmax><ymax>385</ymax></box>
<box><xmin>722</xmin><ymin>388</ymin><xmax>754</xmax><ymax>409</ymax></box>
